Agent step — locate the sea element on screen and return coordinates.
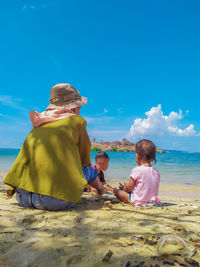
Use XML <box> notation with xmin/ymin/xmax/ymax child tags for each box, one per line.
<box><xmin>0</xmin><ymin>148</ymin><xmax>200</xmax><ymax>186</ymax></box>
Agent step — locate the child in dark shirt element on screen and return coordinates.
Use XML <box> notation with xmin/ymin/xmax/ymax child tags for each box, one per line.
<box><xmin>85</xmin><ymin>151</ymin><xmax>109</xmax><ymax>192</ymax></box>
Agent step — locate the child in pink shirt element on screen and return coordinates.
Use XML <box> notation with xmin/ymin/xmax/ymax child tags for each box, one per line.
<box><xmin>113</xmin><ymin>139</ymin><xmax>161</xmax><ymax>206</ymax></box>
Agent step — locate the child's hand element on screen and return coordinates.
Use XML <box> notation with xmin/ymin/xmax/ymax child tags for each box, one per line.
<box><xmin>119</xmin><ymin>182</ymin><xmax>125</xmax><ymax>190</ymax></box>
<box><xmin>95</xmin><ymin>187</ymin><xmax>106</xmax><ymax>198</ymax></box>
<box><xmin>91</xmin><ymin>188</ymin><xmax>97</xmax><ymax>193</ymax></box>
<box><xmin>113</xmin><ymin>188</ymin><xmax>119</xmax><ymax>197</ymax></box>
<box><xmin>103</xmin><ymin>184</ymin><xmax>112</xmax><ymax>192</ymax></box>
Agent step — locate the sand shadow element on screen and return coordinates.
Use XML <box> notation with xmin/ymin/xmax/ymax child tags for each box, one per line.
<box><xmin>160</xmin><ymin>202</ymin><xmax>177</xmax><ymax>206</ymax></box>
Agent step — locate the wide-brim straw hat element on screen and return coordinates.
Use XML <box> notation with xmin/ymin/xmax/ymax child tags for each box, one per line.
<box><xmin>47</xmin><ymin>83</ymin><xmax>87</xmax><ymax>110</ymax></box>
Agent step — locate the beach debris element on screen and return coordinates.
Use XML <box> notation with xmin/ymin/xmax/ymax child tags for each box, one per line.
<box><xmin>190</xmin><ymin>249</ymin><xmax>197</xmax><ymax>257</ymax></box>
<box><xmin>153</xmin><ymin>254</ymin><xmax>199</xmax><ymax>267</ymax></box>
<box><xmin>157</xmin><ymin>235</ymin><xmax>190</xmax><ymax>256</ymax></box>
<box><xmin>184</xmin><ymin>258</ymin><xmax>199</xmax><ymax>267</ymax></box>
<box><xmin>130</xmin><ymin>236</ymin><xmax>144</xmax><ymax>240</ymax></box>
<box><xmin>162</xmin><ymin>260</ymin><xmax>175</xmax><ymax>265</ymax></box>
<box><xmin>172</xmin><ymin>224</ymin><xmax>186</xmax><ymax>232</ymax></box>
<box><xmin>134</xmin><ymin>261</ymin><xmax>145</xmax><ymax>267</ymax></box>
<box><xmin>128</xmin><ymin>235</ymin><xmax>159</xmax><ymax>248</ymax></box>
<box><xmin>188</xmin><ymin>210</ymin><xmax>195</xmax><ymax>214</ymax></box>
<box><xmin>21</xmin><ymin>216</ymin><xmax>36</xmax><ymax>226</ymax></box>
<box><xmin>125</xmin><ymin>260</ymin><xmax>131</xmax><ymax>267</ymax></box>
<box><xmin>103</xmin><ymin>200</ymin><xmax>112</xmax><ymax>209</ymax></box>
<box><xmin>102</xmin><ymin>250</ymin><xmax>113</xmax><ymax>262</ymax></box>
<box><xmin>115</xmin><ymin>242</ymin><xmax>127</xmax><ymax>247</ymax></box>
<box><xmin>189</xmin><ymin>237</ymin><xmax>200</xmax><ymax>243</ymax></box>
<box><xmin>144</xmin><ymin>235</ymin><xmax>159</xmax><ymax>245</ymax></box>
<box><xmin>75</xmin><ymin>216</ymin><xmax>82</xmax><ymax>223</ymax></box>
<box><xmin>170</xmin><ymin>216</ymin><xmax>178</xmax><ymax>220</ymax></box>
<box><xmin>66</xmin><ymin>254</ymin><xmax>83</xmax><ymax>264</ymax></box>
<box><xmin>194</xmin><ymin>243</ymin><xmax>200</xmax><ymax>249</ymax></box>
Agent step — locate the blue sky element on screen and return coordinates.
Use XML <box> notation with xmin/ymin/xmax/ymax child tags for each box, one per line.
<box><xmin>0</xmin><ymin>0</ymin><xmax>200</xmax><ymax>152</ymax></box>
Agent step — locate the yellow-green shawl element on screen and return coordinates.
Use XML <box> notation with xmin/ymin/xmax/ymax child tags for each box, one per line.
<box><xmin>4</xmin><ymin>115</ymin><xmax>91</xmax><ymax>203</ymax></box>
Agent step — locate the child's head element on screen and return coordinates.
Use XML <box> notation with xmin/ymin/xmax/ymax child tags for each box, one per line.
<box><xmin>95</xmin><ymin>151</ymin><xmax>110</xmax><ymax>171</ymax></box>
<box><xmin>135</xmin><ymin>139</ymin><xmax>156</xmax><ymax>165</ymax></box>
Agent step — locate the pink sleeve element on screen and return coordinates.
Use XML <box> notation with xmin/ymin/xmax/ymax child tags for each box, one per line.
<box><xmin>130</xmin><ymin>168</ymin><xmax>139</xmax><ymax>181</ymax></box>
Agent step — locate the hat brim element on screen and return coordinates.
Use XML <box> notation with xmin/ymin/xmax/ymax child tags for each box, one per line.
<box><xmin>47</xmin><ymin>96</ymin><xmax>87</xmax><ymax>110</ymax></box>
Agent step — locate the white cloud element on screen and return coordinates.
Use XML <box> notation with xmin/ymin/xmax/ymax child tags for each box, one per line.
<box><xmin>128</xmin><ymin>104</ymin><xmax>196</xmax><ymax>138</ymax></box>
<box><xmin>0</xmin><ymin>95</ymin><xmax>26</xmax><ymax>111</ymax></box>
<box><xmin>22</xmin><ymin>5</ymin><xmax>35</xmax><ymax>10</ymax></box>
<box><xmin>0</xmin><ymin>113</ymin><xmax>8</xmax><ymax>118</ymax></box>
<box><xmin>168</xmin><ymin>125</ymin><xmax>196</xmax><ymax>136</ymax></box>
<box><xmin>88</xmin><ymin>129</ymin><xmax>127</xmax><ymax>142</ymax></box>
<box><xmin>84</xmin><ymin>115</ymin><xmax>114</xmax><ymax>124</ymax></box>
<box><xmin>96</xmin><ymin>108</ymin><xmax>109</xmax><ymax>116</ymax></box>
<box><xmin>22</xmin><ymin>1</ymin><xmax>55</xmax><ymax>11</ymax></box>
<box><xmin>84</xmin><ymin>116</ymin><xmax>95</xmax><ymax>123</ymax></box>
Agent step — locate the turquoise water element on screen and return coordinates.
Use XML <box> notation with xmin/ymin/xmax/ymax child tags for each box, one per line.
<box><xmin>0</xmin><ymin>148</ymin><xmax>200</xmax><ymax>185</ymax></box>
<box><xmin>100</xmin><ymin>151</ymin><xmax>200</xmax><ymax>185</ymax></box>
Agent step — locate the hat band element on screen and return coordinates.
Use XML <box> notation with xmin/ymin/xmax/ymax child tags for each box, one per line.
<box><xmin>50</xmin><ymin>95</ymin><xmax>82</xmax><ymax>104</ymax></box>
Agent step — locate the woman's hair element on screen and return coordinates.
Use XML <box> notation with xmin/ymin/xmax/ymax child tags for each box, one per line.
<box><xmin>135</xmin><ymin>139</ymin><xmax>156</xmax><ymax>163</ymax></box>
<box><xmin>71</xmin><ymin>107</ymin><xmax>80</xmax><ymax>112</ymax></box>
<box><xmin>95</xmin><ymin>151</ymin><xmax>109</xmax><ymax>161</ymax></box>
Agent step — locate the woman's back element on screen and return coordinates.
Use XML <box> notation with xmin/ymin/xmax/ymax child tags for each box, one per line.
<box><xmin>5</xmin><ymin>115</ymin><xmax>91</xmax><ymax>203</ymax></box>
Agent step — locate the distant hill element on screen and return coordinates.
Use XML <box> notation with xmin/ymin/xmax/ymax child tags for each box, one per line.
<box><xmin>91</xmin><ymin>139</ymin><xmax>165</xmax><ymax>153</ymax></box>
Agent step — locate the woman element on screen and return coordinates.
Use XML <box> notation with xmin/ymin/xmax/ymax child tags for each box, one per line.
<box><xmin>4</xmin><ymin>83</ymin><xmax>105</xmax><ymax>210</ymax></box>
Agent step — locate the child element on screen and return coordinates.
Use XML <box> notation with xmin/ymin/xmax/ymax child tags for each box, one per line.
<box><xmin>113</xmin><ymin>139</ymin><xmax>161</xmax><ymax>206</ymax></box>
<box><xmin>85</xmin><ymin>151</ymin><xmax>109</xmax><ymax>192</ymax></box>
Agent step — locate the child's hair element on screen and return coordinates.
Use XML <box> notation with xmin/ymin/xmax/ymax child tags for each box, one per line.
<box><xmin>135</xmin><ymin>139</ymin><xmax>156</xmax><ymax>163</ymax></box>
<box><xmin>95</xmin><ymin>151</ymin><xmax>109</xmax><ymax>161</ymax></box>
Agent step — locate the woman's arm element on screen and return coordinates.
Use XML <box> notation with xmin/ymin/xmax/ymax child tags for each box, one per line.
<box><xmin>78</xmin><ymin>121</ymin><xmax>91</xmax><ymax>166</ymax></box>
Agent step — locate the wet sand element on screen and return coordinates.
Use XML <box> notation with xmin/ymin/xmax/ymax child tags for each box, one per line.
<box><xmin>0</xmin><ymin>178</ymin><xmax>200</xmax><ymax>267</ymax></box>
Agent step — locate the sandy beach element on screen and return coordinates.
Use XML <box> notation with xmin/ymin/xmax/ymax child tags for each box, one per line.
<box><xmin>0</xmin><ymin>177</ymin><xmax>200</xmax><ymax>267</ymax></box>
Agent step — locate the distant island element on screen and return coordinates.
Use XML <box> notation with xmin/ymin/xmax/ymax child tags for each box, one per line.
<box><xmin>91</xmin><ymin>138</ymin><xmax>165</xmax><ymax>153</ymax></box>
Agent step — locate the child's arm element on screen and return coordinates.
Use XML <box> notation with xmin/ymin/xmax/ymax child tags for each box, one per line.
<box><xmin>85</xmin><ymin>184</ymin><xmax>96</xmax><ymax>192</ymax></box>
<box><xmin>90</xmin><ymin>177</ymin><xmax>106</xmax><ymax>197</ymax></box>
<box><xmin>119</xmin><ymin>178</ymin><xmax>135</xmax><ymax>193</ymax></box>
